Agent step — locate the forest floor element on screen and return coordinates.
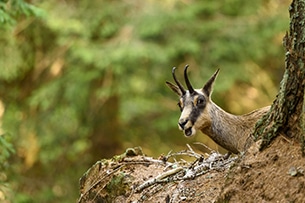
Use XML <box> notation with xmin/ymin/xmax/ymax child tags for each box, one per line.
<box><xmin>78</xmin><ymin>136</ymin><xmax>305</xmax><ymax>203</ymax></box>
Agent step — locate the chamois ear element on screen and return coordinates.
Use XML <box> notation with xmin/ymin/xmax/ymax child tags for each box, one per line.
<box><xmin>166</xmin><ymin>81</ymin><xmax>183</xmax><ymax>96</ymax></box>
<box><xmin>202</xmin><ymin>69</ymin><xmax>220</xmax><ymax>97</ymax></box>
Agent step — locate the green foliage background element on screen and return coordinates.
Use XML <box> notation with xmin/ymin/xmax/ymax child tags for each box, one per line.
<box><xmin>0</xmin><ymin>0</ymin><xmax>289</xmax><ymax>202</ymax></box>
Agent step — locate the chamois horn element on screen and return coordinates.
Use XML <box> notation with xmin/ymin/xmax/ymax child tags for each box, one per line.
<box><xmin>184</xmin><ymin>65</ymin><xmax>194</xmax><ymax>94</ymax></box>
<box><xmin>172</xmin><ymin>67</ymin><xmax>186</xmax><ymax>95</ymax></box>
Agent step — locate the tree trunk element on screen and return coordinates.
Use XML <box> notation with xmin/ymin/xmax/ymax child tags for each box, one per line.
<box><xmin>253</xmin><ymin>0</ymin><xmax>305</xmax><ymax>154</ymax></box>
<box><xmin>89</xmin><ymin>95</ymin><xmax>122</xmax><ymax>161</ymax></box>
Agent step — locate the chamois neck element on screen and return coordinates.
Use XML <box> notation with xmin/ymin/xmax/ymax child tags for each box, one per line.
<box><xmin>200</xmin><ymin>102</ymin><xmax>269</xmax><ymax>153</ymax></box>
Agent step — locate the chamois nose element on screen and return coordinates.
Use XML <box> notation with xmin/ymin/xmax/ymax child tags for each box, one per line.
<box><xmin>178</xmin><ymin>119</ymin><xmax>188</xmax><ymax>129</ymax></box>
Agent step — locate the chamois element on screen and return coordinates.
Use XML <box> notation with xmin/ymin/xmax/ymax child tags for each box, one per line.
<box><xmin>166</xmin><ymin>65</ymin><xmax>270</xmax><ymax>154</ymax></box>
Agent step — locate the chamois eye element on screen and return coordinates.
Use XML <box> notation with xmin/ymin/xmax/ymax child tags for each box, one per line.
<box><xmin>197</xmin><ymin>98</ymin><xmax>205</xmax><ymax>106</ymax></box>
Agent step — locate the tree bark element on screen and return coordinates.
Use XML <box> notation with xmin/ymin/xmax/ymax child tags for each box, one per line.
<box><xmin>253</xmin><ymin>0</ymin><xmax>305</xmax><ymax>154</ymax></box>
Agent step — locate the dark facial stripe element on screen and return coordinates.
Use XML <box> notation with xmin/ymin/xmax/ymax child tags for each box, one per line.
<box><xmin>189</xmin><ymin>95</ymin><xmax>206</xmax><ymax>125</ymax></box>
<box><xmin>189</xmin><ymin>103</ymin><xmax>201</xmax><ymax>125</ymax></box>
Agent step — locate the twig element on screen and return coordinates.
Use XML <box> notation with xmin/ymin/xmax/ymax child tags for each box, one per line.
<box><xmin>135</xmin><ymin>166</ymin><xmax>184</xmax><ymax>192</ymax></box>
<box><xmin>135</xmin><ymin>149</ymin><xmax>237</xmax><ymax>195</ymax></box>
<box><xmin>193</xmin><ymin>142</ymin><xmax>214</xmax><ymax>152</ymax></box>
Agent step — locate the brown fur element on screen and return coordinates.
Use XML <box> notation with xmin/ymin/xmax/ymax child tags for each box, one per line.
<box><xmin>197</xmin><ymin>102</ymin><xmax>270</xmax><ymax>153</ymax></box>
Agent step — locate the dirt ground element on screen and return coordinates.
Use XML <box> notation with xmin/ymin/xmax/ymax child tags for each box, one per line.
<box><xmin>220</xmin><ymin>136</ymin><xmax>305</xmax><ymax>202</ymax></box>
<box><xmin>78</xmin><ymin>136</ymin><xmax>305</xmax><ymax>203</ymax></box>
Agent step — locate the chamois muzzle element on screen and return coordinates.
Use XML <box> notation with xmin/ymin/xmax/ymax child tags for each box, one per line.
<box><xmin>178</xmin><ymin>119</ymin><xmax>188</xmax><ymax>129</ymax></box>
<box><xmin>178</xmin><ymin>118</ymin><xmax>194</xmax><ymax>137</ymax></box>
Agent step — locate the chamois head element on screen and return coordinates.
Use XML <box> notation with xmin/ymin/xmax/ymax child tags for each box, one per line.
<box><xmin>166</xmin><ymin>65</ymin><xmax>219</xmax><ymax>137</ymax></box>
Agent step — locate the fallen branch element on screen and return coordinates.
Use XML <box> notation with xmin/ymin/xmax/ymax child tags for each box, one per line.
<box><xmin>78</xmin><ymin>146</ymin><xmax>238</xmax><ymax>203</ymax></box>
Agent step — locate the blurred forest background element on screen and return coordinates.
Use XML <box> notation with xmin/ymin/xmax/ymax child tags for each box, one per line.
<box><xmin>0</xmin><ymin>0</ymin><xmax>290</xmax><ymax>202</ymax></box>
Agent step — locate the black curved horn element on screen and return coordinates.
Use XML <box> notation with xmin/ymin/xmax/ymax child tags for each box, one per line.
<box><xmin>184</xmin><ymin>65</ymin><xmax>194</xmax><ymax>94</ymax></box>
<box><xmin>172</xmin><ymin>67</ymin><xmax>186</xmax><ymax>95</ymax></box>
